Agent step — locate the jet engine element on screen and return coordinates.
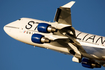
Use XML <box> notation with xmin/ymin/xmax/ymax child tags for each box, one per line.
<box><xmin>31</xmin><ymin>34</ymin><xmax>50</xmax><ymax>44</ymax></box>
<box><xmin>81</xmin><ymin>58</ymin><xmax>101</xmax><ymax>68</ymax></box>
<box><xmin>37</xmin><ymin>23</ymin><xmax>57</xmax><ymax>33</ymax></box>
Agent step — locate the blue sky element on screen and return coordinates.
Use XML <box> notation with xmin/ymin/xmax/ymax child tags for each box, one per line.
<box><xmin>1</xmin><ymin>0</ymin><xmax>105</xmax><ymax>70</ymax></box>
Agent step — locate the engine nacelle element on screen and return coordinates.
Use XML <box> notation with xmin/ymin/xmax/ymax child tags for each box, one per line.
<box><xmin>81</xmin><ymin>58</ymin><xmax>101</xmax><ymax>68</ymax></box>
<box><xmin>37</xmin><ymin>23</ymin><xmax>57</xmax><ymax>33</ymax></box>
<box><xmin>31</xmin><ymin>34</ymin><xmax>50</xmax><ymax>44</ymax></box>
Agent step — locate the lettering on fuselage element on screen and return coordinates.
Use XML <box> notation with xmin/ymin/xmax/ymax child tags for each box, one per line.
<box><xmin>24</xmin><ymin>21</ymin><xmax>105</xmax><ymax>46</ymax></box>
<box><xmin>76</xmin><ymin>31</ymin><xmax>105</xmax><ymax>46</ymax></box>
<box><xmin>25</xmin><ymin>21</ymin><xmax>39</xmax><ymax>30</ymax></box>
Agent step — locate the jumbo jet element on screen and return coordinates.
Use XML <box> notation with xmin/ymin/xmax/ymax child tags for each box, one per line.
<box><xmin>3</xmin><ymin>1</ymin><xmax>105</xmax><ymax>68</ymax></box>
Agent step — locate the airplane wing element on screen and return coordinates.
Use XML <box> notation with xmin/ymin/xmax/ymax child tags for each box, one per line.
<box><xmin>54</xmin><ymin>1</ymin><xmax>75</xmax><ymax>26</ymax></box>
<box><xmin>53</xmin><ymin>2</ymin><xmax>105</xmax><ymax>68</ymax></box>
<box><xmin>53</xmin><ymin>1</ymin><xmax>87</xmax><ymax>63</ymax></box>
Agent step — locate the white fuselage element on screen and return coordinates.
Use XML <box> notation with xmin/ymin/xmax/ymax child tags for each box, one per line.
<box><xmin>76</xmin><ymin>30</ymin><xmax>105</xmax><ymax>60</ymax></box>
<box><xmin>4</xmin><ymin>18</ymin><xmax>105</xmax><ymax>60</ymax></box>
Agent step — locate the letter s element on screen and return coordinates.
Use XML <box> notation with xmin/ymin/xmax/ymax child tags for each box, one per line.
<box><xmin>25</xmin><ymin>21</ymin><xmax>34</xmax><ymax>29</ymax></box>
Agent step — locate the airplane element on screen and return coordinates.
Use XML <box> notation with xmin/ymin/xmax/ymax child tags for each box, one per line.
<box><xmin>3</xmin><ymin>1</ymin><xmax>105</xmax><ymax>69</ymax></box>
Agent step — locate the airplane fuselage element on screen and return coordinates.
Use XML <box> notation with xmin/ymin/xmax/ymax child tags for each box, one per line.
<box><xmin>4</xmin><ymin>18</ymin><xmax>105</xmax><ymax>61</ymax></box>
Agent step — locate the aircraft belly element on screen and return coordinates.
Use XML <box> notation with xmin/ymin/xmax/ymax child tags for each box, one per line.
<box><xmin>42</xmin><ymin>43</ymin><xmax>70</xmax><ymax>54</ymax></box>
<box><xmin>79</xmin><ymin>41</ymin><xmax>105</xmax><ymax>59</ymax></box>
